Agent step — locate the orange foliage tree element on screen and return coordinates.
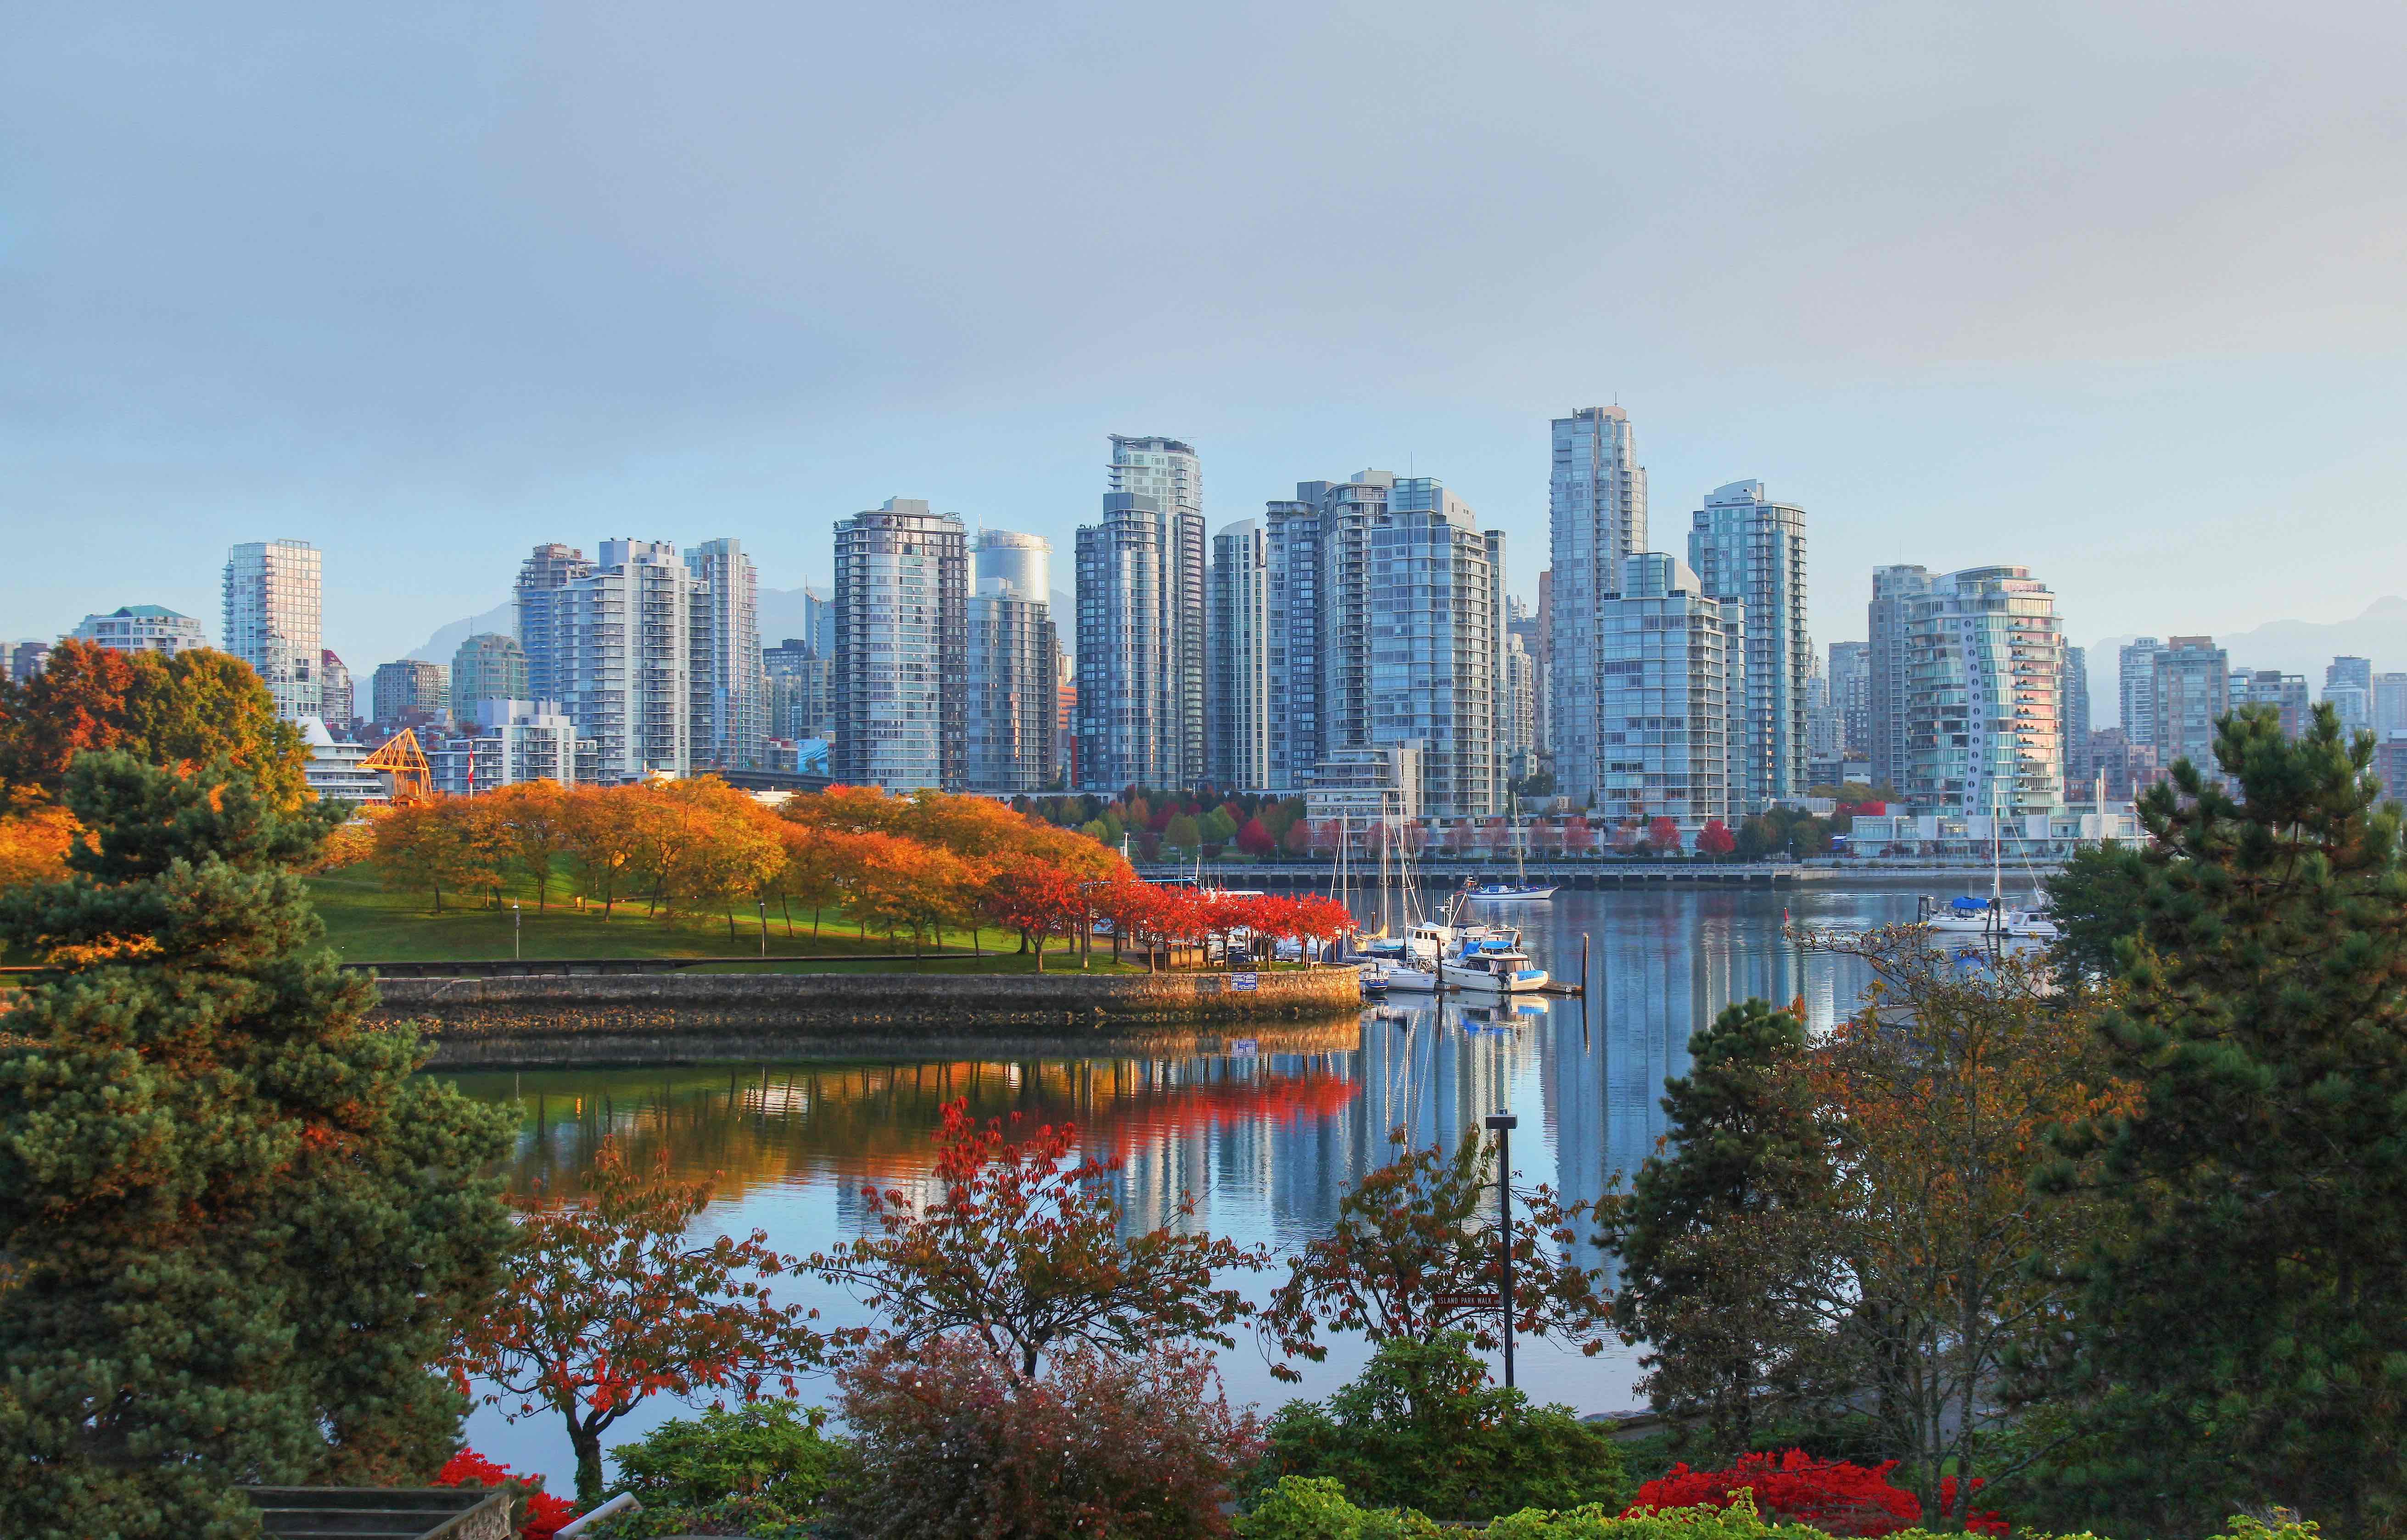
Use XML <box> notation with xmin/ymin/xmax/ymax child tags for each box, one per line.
<box><xmin>482</xmin><ymin>781</ymin><xmax>575</xmax><ymax>910</ymax></box>
<box><xmin>981</xmin><ymin>862</ymin><xmax>1089</xmax><ymax>970</ymax></box>
<box><xmin>453</xmin><ymin>1140</ymin><xmax>836</xmax><ymax>1507</ymax></box>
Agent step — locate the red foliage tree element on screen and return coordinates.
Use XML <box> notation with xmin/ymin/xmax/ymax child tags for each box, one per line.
<box><xmin>453</xmin><ymin>1141</ymin><xmax>835</xmax><ymax>1505</ymax></box>
<box><xmin>1648</xmin><ymin>815</ymin><xmax>1682</xmax><ymax>854</ymax></box>
<box><xmin>981</xmin><ymin>860</ymin><xmax>1088</xmax><ymax>971</ymax></box>
<box><xmin>808</xmin><ymin>1100</ymin><xmax>1268</xmax><ymax>1378</ymax></box>
<box><xmin>1697</xmin><ymin>819</ymin><xmax>1736</xmax><ymax>859</ymax></box>
<box><xmin>1236</xmin><ymin>815</ymin><xmax>1277</xmax><ymax>857</ymax></box>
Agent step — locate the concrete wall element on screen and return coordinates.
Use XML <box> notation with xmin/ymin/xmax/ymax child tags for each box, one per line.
<box><xmin>373</xmin><ymin>967</ymin><xmax>1364</xmax><ymax>1068</ymax></box>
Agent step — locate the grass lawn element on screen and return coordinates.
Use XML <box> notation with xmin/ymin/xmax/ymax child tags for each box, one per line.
<box><xmin>305</xmin><ymin>865</ymin><xmax>1148</xmax><ymax>973</ymax></box>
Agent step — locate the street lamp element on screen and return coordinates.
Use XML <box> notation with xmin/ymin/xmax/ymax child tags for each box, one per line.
<box><xmin>511</xmin><ymin>903</ymin><xmax>521</xmax><ymax>961</ymax></box>
<box><xmin>1484</xmin><ymin>1109</ymin><xmax>1519</xmax><ymax>1388</ymax></box>
<box><xmin>757</xmin><ymin>898</ymin><xmax>768</xmax><ymax>958</ymax></box>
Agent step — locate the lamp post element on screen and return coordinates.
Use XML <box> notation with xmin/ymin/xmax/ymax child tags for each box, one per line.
<box><xmin>511</xmin><ymin>903</ymin><xmax>521</xmax><ymax>961</ymax></box>
<box><xmin>757</xmin><ymin>898</ymin><xmax>767</xmax><ymax>958</ymax></box>
<box><xmin>1484</xmin><ymin>1109</ymin><xmax>1518</xmax><ymax>1388</ymax></box>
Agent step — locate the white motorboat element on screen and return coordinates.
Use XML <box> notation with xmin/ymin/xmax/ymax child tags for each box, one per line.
<box><xmin>1440</xmin><ymin>937</ymin><xmax>1550</xmax><ymax>994</ymax></box>
<box><xmin>1468</xmin><ymin>882</ymin><xmax>1558</xmax><ymax>901</ymax></box>
<box><xmin>1381</xmin><ymin>962</ymin><xmax>1440</xmax><ymax>993</ymax></box>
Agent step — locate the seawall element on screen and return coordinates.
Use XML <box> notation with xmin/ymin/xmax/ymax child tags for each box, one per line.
<box><xmin>371</xmin><ymin>967</ymin><xmax>1365</xmax><ymax>1068</ymax></box>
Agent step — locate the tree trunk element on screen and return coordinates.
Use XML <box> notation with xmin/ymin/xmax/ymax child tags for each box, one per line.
<box><xmin>781</xmin><ymin>894</ymin><xmax>792</xmax><ymax>937</ymax></box>
<box><xmin>570</xmin><ymin>1420</ymin><xmax>607</xmax><ymax>1509</ymax></box>
<box><xmin>1034</xmin><ymin>929</ymin><xmax>1045</xmax><ymax>973</ymax></box>
<box><xmin>726</xmin><ymin>904</ymin><xmax>737</xmax><ymax>940</ymax></box>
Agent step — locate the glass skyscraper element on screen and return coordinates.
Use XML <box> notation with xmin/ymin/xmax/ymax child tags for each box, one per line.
<box><xmin>1548</xmin><ymin>407</ymin><xmax>1648</xmax><ymax>803</ymax></box>
<box><xmin>222</xmin><ymin>539</ymin><xmax>323</xmax><ymax>722</ymax></box>
<box><xmin>834</xmin><ymin>500</ymin><xmax>968</xmax><ymax>792</ymax></box>
<box><xmin>1902</xmin><ymin>566</ymin><xmax>2066</xmax><ymax>816</ymax></box>
<box><xmin>1687</xmin><ymin>479</ymin><xmax>1809</xmax><ymax>810</ymax></box>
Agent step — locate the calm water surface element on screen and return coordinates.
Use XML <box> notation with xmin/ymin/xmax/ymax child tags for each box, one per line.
<box><xmin>444</xmin><ymin>880</ymin><xmax>2025</xmax><ymax>1491</ymax></box>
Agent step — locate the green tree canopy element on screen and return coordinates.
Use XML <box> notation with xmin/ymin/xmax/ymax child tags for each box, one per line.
<box><xmin>0</xmin><ymin>753</ymin><xmax>514</xmax><ymax>1537</ymax></box>
<box><xmin>2038</xmin><ymin>703</ymin><xmax>2407</xmax><ymax>1536</ymax></box>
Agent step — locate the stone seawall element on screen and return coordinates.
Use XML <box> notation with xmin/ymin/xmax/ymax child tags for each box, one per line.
<box><xmin>372</xmin><ymin>968</ymin><xmax>1365</xmax><ymax>1068</ymax></box>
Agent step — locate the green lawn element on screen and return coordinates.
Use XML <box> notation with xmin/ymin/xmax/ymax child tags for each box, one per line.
<box><xmin>305</xmin><ymin>866</ymin><xmax>1145</xmax><ymax>973</ymax></box>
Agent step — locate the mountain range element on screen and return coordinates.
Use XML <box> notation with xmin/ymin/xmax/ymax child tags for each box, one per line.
<box><xmin>2080</xmin><ymin>597</ymin><xmax>2407</xmax><ymax>731</ymax></box>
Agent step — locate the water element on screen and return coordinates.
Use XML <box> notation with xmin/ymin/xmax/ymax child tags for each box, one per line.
<box><xmin>441</xmin><ymin>879</ymin><xmax>2017</xmax><ymax>1493</ymax></box>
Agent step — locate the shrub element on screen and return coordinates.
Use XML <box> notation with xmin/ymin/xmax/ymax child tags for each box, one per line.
<box><xmin>1234</xmin><ymin>1476</ymin><xmax>1448</xmax><ymax>1540</ymax></box>
<box><xmin>1630</xmin><ymin>1452</ymin><xmax>1922</xmax><ymax>1537</ymax></box>
<box><xmin>833</xmin><ymin>1334</ymin><xmax>1261</xmax><ymax>1540</ymax></box>
<box><xmin>585</xmin><ymin>1492</ymin><xmax>818</xmax><ymax>1539</ymax></box>
<box><xmin>608</xmin><ymin>1401</ymin><xmax>843</xmax><ymax>1512</ymax></box>
<box><xmin>435</xmin><ymin>1447</ymin><xmax>579</xmax><ymax>1540</ymax></box>
<box><xmin>1251</xmin><ymin>1334</ymin><xmax>1627</xmax><ymax>1520</ymax></box>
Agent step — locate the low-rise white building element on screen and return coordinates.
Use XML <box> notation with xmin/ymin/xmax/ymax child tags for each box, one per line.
<box><xmin>71</xmin><ymin>605</ymin><xmax>210</xmax><ymax>657</ymax></box>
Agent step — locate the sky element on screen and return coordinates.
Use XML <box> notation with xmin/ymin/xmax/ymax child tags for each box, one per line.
<box><xmin>5</xmin><ymin>1</ymin><xmax>2406</xmax><ymax>673</ymax></box>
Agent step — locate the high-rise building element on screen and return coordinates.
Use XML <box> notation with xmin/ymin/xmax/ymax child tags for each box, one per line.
<box><xmin>1688</xmin><ymin>480</ymin><xmax>1809</xmax><ymax>809</ymax></box>
<box><xmin>1208</xmin><ymin>518</ymin><xmax>1272</xmax><ymax>791</ymax></box>
<box><xmin>428</xmin><ymin>699</ymin><xmax>584</xmax><ymax>796</ymax></box>
<box><xmin>2153</xmin><ymin>636</ymin><xmax>2231</xmax><ymax>782</ymax></box>
<box><xmin>1502</xmin><ymin>630</ymin><xmax>1538</xmax><ymax>786</ymax></box>
<box><xmin>2373</xmin><ymin>672</ymin><xmax>2407</xmax><ymax>734</ymax></box>
<box><xmin>1105</xmin><ymin>434</ymin><xmax>1206</xmax><ymax>787</ymax></box>
<box><xmin>319</xmin><ymin>650</ymin><xmax>354</xmax><ymax>730</ymax></box>
<box><xmin>763</xmin><ymin>638</ymin><xmax>833</xmax><ymax>746</ymax></box>
<box><xmin>964</xmin><ymin>529</ymin><xmax>1058</xmax><ymax>794</ymax></box>
<box><xmin>684</xmin><ymin>538</ymin><xmax>766</xmax><ymax>770</ymax></box>
<box><xmin>70</xmin><ymin>605</ymin><xmax>208</xmax><ymax>656</ymax></box>
<box><xmin>1533</xmin><ymin>571</ymin><xmax>1554</xmax><ymax>777</ymax></box>
<box><xmin>11</xmin><ymin>641</ymin><xmax>53</xmax><ymax>682</ymax></box>
<box><xmin>1591</xmin><ymin>553</ymin><xmax>1742</xmax><ymax>840</ymax></box>
<box><xmin>560</xmin><ymin>540</ymin><xmax>701</xmax><ymax>781</ymax></box>
<box><xmin>1901</xmin><ymin>566</ymin><xmax>2066</xmax><ymax>816</ymax></box>
<box><xmin>1549</xmin><ymin>407</ymin><xmax>1647</xmax><ymax>803</ymax></box>
<box><xmin>834</xmin><ymin>499</ymin><xmax>968</xmax><ymax>791</ymax></box>
<box><xmin>370</xmin><ymin>659</ymin><xmax>449</xmax><ymax>728</ymax></box>
<box><xmin>222</xmin><ymin>539</ymin><xmax>323</xmax><ymax>721</ymax></box>
<box><xmin>515</xmin><ymin>543</ymin><xmax>595</xmax><ymax>706</ymax></box>
<box><xmin>1827</xmin><ymin>642</ymin><xmax>1870</xmax><ymax>759</ymax></box>
<box><xmin>1259</xmin><ymin>474</ymin><xmax>1392</xmax><ymax>792</ymax></box>
<box><xmin>2061</xmin><ymin>645</ymin><xmax>2092</xmax><ymax>788</ymax></box>
<box><xmin>1866</xmin><ymin>566</ymin><xmax>1934</xmax><ymax>796</ymax></box>
<box><xmin>800</xmin><ymin>587</ymin><xmax>835</xmax><ymax>660</ymax></box>
<box><xmin>2086</xmin><ymin>727</ymin><xmax>2157</xmax><ymax>802</ymax></box>
<box><xmin>1077</xmin><ymin>492</ymin><xmax>1170</xmax><ymax>792</ymax></box>
<box><xmin>2233</xmin><ymin>668</ymin><xmax>2309</xmax><ymax>738</ymax></box>
<box><xmin>451</xmin><ymin>632</ymin><xmax>529</xmax><ymax>725</ymax></box>
<box><xmin>2119</xmin><ymin>637</ymin><xmax>2166</xmax><ymax>747</ymax></box>
<box><xmin>2325</xmin><ymin>655</ymin><xmax>2374</xmax><ymax>731</ymax></box>
<box><xmin>1363</xmin><ymin>480</ymin><xmax>1501</xmax><ymax>819</ymax></box>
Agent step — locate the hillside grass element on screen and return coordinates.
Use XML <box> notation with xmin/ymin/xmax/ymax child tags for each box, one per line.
<box><xmin>304</xmin><ymin>863</ymin><xmax>1148</xmax><ymax>973</ymax></box>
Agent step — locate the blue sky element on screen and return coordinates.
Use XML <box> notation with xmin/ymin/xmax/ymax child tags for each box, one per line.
<box><xmin>6</xmin><ymin>1</ymin><xmax>2404</xmax><ymax>670</ymax></box>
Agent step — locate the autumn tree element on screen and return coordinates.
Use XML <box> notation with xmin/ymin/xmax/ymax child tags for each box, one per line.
<box><xmin>768</xmin><ymin>821</ymin><xmax>847</xmax><ymax>937</ymax></box>
<box><xmin>373</xmin><ymin>795</ymin><xmax>502</xmax><ymax>912</ymax></box>
<box><xmin>809</xmin><ymin>1099</ymin><xmax>1266</xmax><ymax>1380</ymax></box>
<box><xmin>981</xmin><ymin>861</ymin><xmax>1089</xmax><ymax>970</ymax></box>
<box><xmin>0</xmin><ymin>800</ymin><xmax>78</xmax><ymax>887</ymax></box>
<box><xmin>1260</xmin><ymin>1127</ymin><xmax>1611</xmax><ymax>1381</ymax></box>
<box><xmin>0</xmin><ymin>754</ymin><xmax>514</xmax><ymax>1537</ymax></box>
<box><xmin>2037</xmin><ymin>704</ymin><xmax>2407</xmax><ymax>1536</ymax></box>
<box><xmin>1696</xmin><ymin>819</ymin><xmax>1736</xmax><ymax>859</ymax></box>
<box><xmin>484</xmin><ymin>779</ymin><xmax>575</xmax><ymax>909</ymax></box>
<box><xmin>561</xmin><ymin>782</ymin><xmax>646</xmax><ymax>918</ymax></box>
<box><xmin>456</xmin><ymin>1139</ymin><xmax>834</xmax><ymax>1507</ymax></box>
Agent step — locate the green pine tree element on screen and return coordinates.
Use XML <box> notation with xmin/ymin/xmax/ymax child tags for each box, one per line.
<box><xmin>2038</xmin><ymin>703</ymin><xmax>2407</xmax><ymax>1535</ymax></box>
<box><xmin>1610</xmin><ymin>998</ymin><xmax>1836</xmax><ymax>1454</ymax></box>
<box><xmin>0</xmin><ymin>753</ymin><xmax>515</xmax><ymax>1539</ymax></box>
<box><xmin>2043</xmin><ymin>838</ymin><xmax>2150</xmax><ymax>982</ymax></box>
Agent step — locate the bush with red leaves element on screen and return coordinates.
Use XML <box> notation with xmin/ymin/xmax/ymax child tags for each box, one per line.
<box><xmin>436</xmin><ymin>1448</ymin><xmax>580</xmax><ymax>1540</ymax></box>
<box><xmin>1626</xmin><ymin>1450</ymin><xmax>1926</xmax><ymax>1537</ymax></box>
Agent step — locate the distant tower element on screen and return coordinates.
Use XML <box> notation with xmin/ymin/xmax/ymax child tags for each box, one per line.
<box><xmin>1866</xmin><ymin>565</ymin><xmax>1934</xmax><ymax>796</ymax></box>
<box><xmin>834</xmin><ymin>500</ymin><xmax>968</xmax><ymax>791</ymax></box>
<box><xmin>1101</xmin><ymin>435</ymin><xmax>1206</xmax><ymax>788</ymax></box>
<box><xmin>1688</xmin><ymin>480</ymin><xmax>1809</xmax><ymax>809</ymax></box>
<box><xmin>222</xmin><ymin>540</ymin><xmax>323</xmax><ymax>722</ymax></box>
<box><xmin>1548</xmin><ymin>407</ymin><xmax>1647</xmax><ymax>803</ymax></box>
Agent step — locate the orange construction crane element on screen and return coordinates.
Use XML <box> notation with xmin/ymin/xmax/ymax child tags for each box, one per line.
<box><xmin>359</xmin><ymin>728</ymin><xmax>433</xmax><ymax>803</ymax></box>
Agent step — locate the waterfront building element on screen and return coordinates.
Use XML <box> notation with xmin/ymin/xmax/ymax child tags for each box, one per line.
<box><xmin>1549</xmin><ymin>406</ymin><xmax>1648</xmax><ymax>803</ymax></box>
<box><xmin>1866</xmin><ymin>566</ymin><xmax>1934</xmax><ymax>797</ymax></box>
<box><xmin>684</xmin><ymin>538</ymin><xmax>766</xmax><ymax>771</ymax></box>
<box><xmin>222</xmin><ymin>539</ymin><xmax>323</xmax><ymax>721</ymax></box>
<box><xmin>1304</xmin><ymin>741</ymin><xmax>1422</xmax><ymax>826</ymax></box>
<box><xmin>299</xmin><ymin>717</ymin><xmax>389</xmax><ymax>805</ymax></box>
<box><xmin>965</xmin><ymin>529</ymin><xmax>1058</xmax><ymax>794</ymax></box>
<box><xmin>2119</xmin><ymin>638</ymin><xmax>2166</xmax><ymax>747</ymax></box>
<box><xmin>370</xmin><ymin>659</ymin><xmax>449</xmax><ymax>729</ymax></box>
<box><xmin>515</xmin><ymin>543</ymin><xmax>595</xmax><ymax>707</ymax></box>
<box><xmin>834</xmin><ymin>499</ymin><xmax>968</xmax><ymax>792</ymax></box>
<box><xmin>2233</xmin><ymin>668</ymin><xmax>2309</xmax><ymax>738</ymax></box>
<box><xmin>1689</xmin><ymin>480</ymin><xmax>1808</xmax><ymax>810</ymax></box>
<box><xmin>427</xmin><ymin>700</ymin><xmax>584</xmax><ymax>797</ymax></box>
<box><xmin>1208</xmin><ymin>518</ymin><xmax>1272</xmax><ymax>790</ymax></box>
<box><xmin>450</xmin><ymin>632</ymin><xmax>529</xmax><ymax>725</ymax></box>
<box><xmin>1259</xmin><ymin>473</ymin><xmax>1391</xmax><ymax>791</ymax></box>
<box><xmin>1368</xmin><ymin>480</ymin><xmax>1502</xmax><ymax>819</ymax></box>
<box><xmin>1591</xmin><ymin>553</ymin><xmax>1742</xmax><ymax>841</ymax></box>
<box><xmin>1900</xmin><ymin>566</ymin><xmax>2066</xmax><ymax>817</ymax></box>
<box><xmin>319</xmin><ymin>651</ymin><xmax>354</xmax><ymax>730</ymax></box>
<box><xmin>2153</xmin><ymin>636</ymin><xmax>2231</xmax><ymax>782</ymax></box>
<box><xmin>1106</xmin><ymin>434</ymin><xmax>1206</xmax><ymax>787</ymax></box>
<box><xmin>2375</xmin><ymin>672</ymin><xmax>2407</xmax><ymax>734</ymax></box>
<box><xmin>71</xmin><ymin>605</ymin><xmax>208</xmax><ymax>657</ymax></box>
<box><xmin>2061</xmin><ymin>645</ymin><xmax>2092</xmax><ymax>788</ymax></box>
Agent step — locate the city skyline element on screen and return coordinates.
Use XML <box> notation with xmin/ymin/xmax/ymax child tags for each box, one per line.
<box><xmin>7</xmin><ymin>6</ymin><xmax>2405</xmax><ymax>677</ymax></box>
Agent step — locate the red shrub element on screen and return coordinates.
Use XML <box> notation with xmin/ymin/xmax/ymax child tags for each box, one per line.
<box><xmin>437</xmin><ymin>1447</ymin><xmax>579</xmax><ymax>1540</ymax></box>
<box><xmin>1626</xmin><ymin>1450</ymin><xmax>1920</xmax><ymax>1536</ymax></box>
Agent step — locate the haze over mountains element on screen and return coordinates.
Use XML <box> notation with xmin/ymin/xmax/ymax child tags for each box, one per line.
<box><xmin>2079</xmin><ymin>597</ymin><xmax>2407</xmax><ymax>731</ymax></box>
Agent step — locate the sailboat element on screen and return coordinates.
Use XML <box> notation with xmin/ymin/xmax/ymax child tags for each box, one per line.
<box><xmin>1922</xmin><ymin>787</ymin><xmax>2059</xmax><ymax>941</ymax></box>
<box><xmin>1467</xmin><ymin>815</ymin><xmax>1556</xmax><ymax>901</ymax></box>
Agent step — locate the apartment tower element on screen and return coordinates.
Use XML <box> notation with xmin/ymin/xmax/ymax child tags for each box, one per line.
<box><xmin>222</xmin><ymin>539</ymin><xmax>323</xmax><ymax>722</ymax></box>
<box><xmin>1548</xmin><ymin>407</ymin><xmax>1647</xmax><ymax>802</ymax></box>
<box><xmin>1688</xmin><ymin>479</ymin><xmax>1809</xmax><ymax>810</ymax></box>
<box><xmin>834</xmin><ymin>500</ymin><xmax>968</xmax><ymax>791</ymax></box>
